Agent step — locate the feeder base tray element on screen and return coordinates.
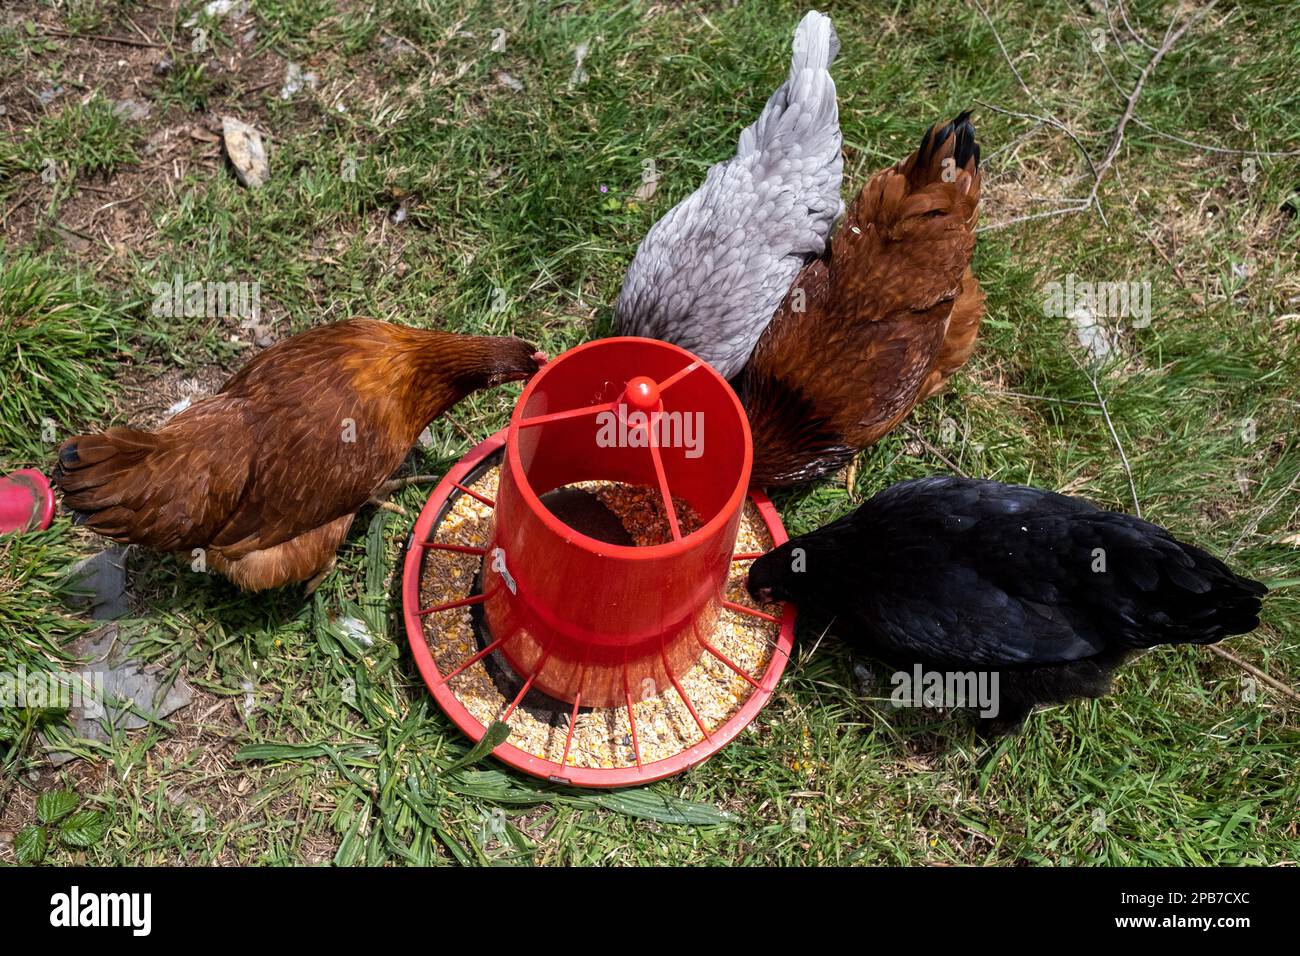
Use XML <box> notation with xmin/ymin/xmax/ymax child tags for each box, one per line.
<box><xmin>403</xmin><ymin>432</ymin><xmax>795</xmax><ymax>787</ymax></box>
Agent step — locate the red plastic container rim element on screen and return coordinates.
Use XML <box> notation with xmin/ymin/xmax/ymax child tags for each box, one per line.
<box><xmin>401</xmin><ymin>429</ymin><xmax>796</xmax><ymax>788</ymax></box>
<box><xmin>0</xmin><ymin>469</ymin><xmax>55</xmax><ymax>535</ymax></box>
<box><xmin>504</xmin><ymin>336</ymin><xmax>754</xmax><ymax>562</ymax></box>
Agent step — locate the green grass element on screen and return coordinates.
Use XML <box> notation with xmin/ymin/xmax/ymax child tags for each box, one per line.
<box><xmin>0</xmin><ymin>0</ymin><xmax>1297</xmax><ymax>865</ymax></box>
<box><xmin>0</xmin><ymin>254</ymin><xmax>129</xmax><ymax>461</ymax></box>
<box><xmin>15</xmin><ymin>94</ymin><xmax>139</xmax><ymax>179</ymax></box>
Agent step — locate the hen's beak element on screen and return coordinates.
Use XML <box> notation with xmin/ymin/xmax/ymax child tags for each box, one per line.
<box><xmin>532</xmin><ymin>351</ymin><xmax>549</xmax><ymax>367</ymax></box>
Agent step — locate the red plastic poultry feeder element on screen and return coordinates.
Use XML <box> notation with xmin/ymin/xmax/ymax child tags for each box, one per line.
<box><xmin>402</xmin><ymin>337</ymin><xmax>795</xmax><ymax>786</ymax></box>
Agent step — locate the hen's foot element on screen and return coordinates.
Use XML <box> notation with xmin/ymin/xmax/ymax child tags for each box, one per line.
<box><xmin>371</xmin><ymin>474</ymin><xmax>440</xmax><ymax>499</ymax></box>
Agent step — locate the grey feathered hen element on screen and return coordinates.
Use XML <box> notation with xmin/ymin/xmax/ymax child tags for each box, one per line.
<box><xmin>614</xmin><ymin>10</ymin><xmax>843</xmax><ymax>380</ymax></box>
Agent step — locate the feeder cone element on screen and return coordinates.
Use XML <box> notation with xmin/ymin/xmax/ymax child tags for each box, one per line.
<box><xmin>482</xmin><ymin>337</ymin><xmax>752</xmax><ymax>708</ymax></box>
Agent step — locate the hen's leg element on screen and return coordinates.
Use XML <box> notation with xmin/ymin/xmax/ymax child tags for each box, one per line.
<box><xmin>371</xmin><ymin>474</ymin><xmax>440</xmax><ymax>498</ymax></box>
<box><xmin>366</xmin><ymin>473</ymin><xmax>446</xmax><ymax>515</ymax></box>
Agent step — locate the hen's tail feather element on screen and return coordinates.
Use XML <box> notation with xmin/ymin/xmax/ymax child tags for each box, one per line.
<box><xmin>789</xmin><ymin>8</ymin><xmax>839</xmax><ymax>73</ymax></box>
<box><xmin>54</xmin><ymin>430</ymin><xmax>161</xmax><ymax>504</ymax></box>
<box><xmin>904</xmin><ymin>109</ymin><xmax>981</xmax><ymax>191</ymax></box>
<box><xmin>738</xmin><ymin>10</ymin><xmax>840</xmax><ymax>170</ymax></box>
<box><xmin>53</xmin><ymin>429</ymin><xmax>191</xmax><ymax>549</ymax></box>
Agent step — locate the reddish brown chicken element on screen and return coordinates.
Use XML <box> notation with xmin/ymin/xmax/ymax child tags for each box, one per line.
<box><xmin>54</xmin><ymin>319</ymin><xmax>543</xmax><ymax>591</ymax></box>
<box><xmin>739</xmin><ymin>111</ymin><xmax>984</xmax><ymax>486</ymax></box>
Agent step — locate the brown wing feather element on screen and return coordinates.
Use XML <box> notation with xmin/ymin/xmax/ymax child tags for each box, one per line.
<box><xmin>742</xmin><ymin>112</ymin><xmax>982</xmax><ymax>487</ymax></box>
<box><xmin>55</xmin><ymin>401</ymin><xmax>253</xmax><ymax>551</ymax></box>
<box><xmin>205</xmin><ymin>327</ymin><xmax>415</xmax><ymax>558</ymax></box>
<box><xmin>916</xmin><ymin>269</ymin><xmax>985</xmax><ymax>401</ymax></box>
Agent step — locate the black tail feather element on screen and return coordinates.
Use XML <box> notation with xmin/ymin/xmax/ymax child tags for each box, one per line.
<box><xmin>917</xmin><ymin>109</ymin><xmax>980</xmax><ymax>172</ymax></box>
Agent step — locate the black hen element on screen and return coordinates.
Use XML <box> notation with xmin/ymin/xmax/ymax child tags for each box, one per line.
<box><xmin>747</xmin><ymin>477</ymin><xmax>1267</xmax><ymax>734</ymax></box>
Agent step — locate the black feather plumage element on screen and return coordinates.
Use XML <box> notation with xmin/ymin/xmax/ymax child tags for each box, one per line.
<box><xmin>747</xmin><ymin>477</ymin><xmax>1267</xmax><ymax>733</ymax></box>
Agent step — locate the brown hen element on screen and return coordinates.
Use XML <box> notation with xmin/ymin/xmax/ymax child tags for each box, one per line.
<box><xmin>53</xmin><ymin>319</ymin><xmax>542</xmax><ymax>591</ymax></box>
<box><xmin>740</xmin><ymin>111</ymin><xmax>984</xmax><ymax>487</ymax></box>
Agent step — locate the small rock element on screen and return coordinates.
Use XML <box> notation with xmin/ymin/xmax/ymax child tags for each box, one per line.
<box><xmin>852</xmin><ymin>662</ymin><xmax>875</xmax><ymax>696</ymax></box>
<box><xmin>634</xmin><ymin>172</ymin><xmax>658</xmax><ymax>202</ymax></box>
<box><xmin>37</xmin><ymin>86</ymin><xmax>64</xmax><ymax>107</ymax></box>
<box><xmin>183</xmin><ymin>0</ymin><xmax>248</xmax><ymax>27</ymax></box>
<box><xmin>279</xmin><ymin>61</ymin><xmax>318</xmax><ymax>101</ymax></box>
<box><xmin>64</xmin><ymin>547</ymin><xmax>130</xmax><ymax>621</ymax></box>
<box><xmin>221</xmin><ymin>116</ymin><xmax>269</xmax><ymax>188</ymax></box>
<box><xmin>41</xmin><ymin>624</ymin><xmax>195</xmax><ymax>766</ymax></box>
<box><xmin>1071</xmin><ymin>305</ymin><xmax>1118</xmax><ymax>362</ymax></box>
<box><xmin>112</xmin><ymin>98</ymin><xmax>151</xmax><ymax>122</ymax></box>
<box><xmin>153</xmin><ymin>57</ymin><xmax>173</xmax><ymax>75</ymax></box>
<box><xmin>568</xmin><ymin>41</ymin><xmax>590</xmax><ymax>88</ymax></box>
<box><xmin>495</xmin><ymin>71</ymin><xmax>523</xmax><ymax>92</ymax></box>
<box><xmin>55</xmin><ymin>227</ymin><xmax>91</xmax><ymax>254</ymax></box>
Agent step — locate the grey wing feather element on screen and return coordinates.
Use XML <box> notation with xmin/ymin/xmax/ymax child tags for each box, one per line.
<box><xmin>615</xmin><ymin>10</ymin><xmax>843</xmax><ymax>380</ymax></box>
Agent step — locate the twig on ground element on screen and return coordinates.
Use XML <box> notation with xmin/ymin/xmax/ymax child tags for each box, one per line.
<box><xmin>374</xmin><ymin>474</ymin><xmax>441</xmax><ymax>497</ymax></box>
<box><xmin>969</xmin><ymin>0</ymin><xmax>1034</xmax><ymax>100</ymax></box>
<box><xmin>122</xmin><ymin>14</ymin><xmax>157</xmax><ymax>47</ymax></box>
<box><xmin>1083</xmin><ymin>1</ymin><xmax>1220</xmax><ymax>216</ymax></box>
<box><xmin>40</xmin><ymin>29</ymin><xmax>162</xmax><ymax>48</ymax></box>
<box><xmin>239</xmin><ymin>80</ymin><xmax>279</xmax><ymax>98</ymax></box>
<box><xmin>1228</xmin><ymin>471</ymin><xmax>1300</xmax><ymax>557</ymax></box>
<box><xmin>1068</xmin><ymin>351</ymin><xmax>1143</xmax><ymax>519</ymax></box>
<box><xmin>903</xmin><ymin>424</ymin><xmax>971</xmax><ymax>478</ymax></box>
<box><xmin>975</xmin><ymin>100</ymin><xmax>1104</xmax><ymax>188</ymax></box>
<box><xmin>1207</xmin><ymin>645</ymin><xmax>1300</xmax><ymax>707</ymax></box>
<box><xmin>1129</xmin><ymin>118</ymin><xmax>1300</xmax><ymax>157</ymax></box>
<box><xmin>969</xmin><ymin>2</ymin><xmax>1108</xmax><ymax>226</ymax></box>
<box><xmin>442</xmin><ymin>414</ymin><xmax>476</xmax><ymax>443</ymax></box>
<box><xmin>1116</xmin><ymin>0</ymin><xmax>1158</xmax><ymax>51</ymax></box>
<box><xmin>1101</xmin><ymin>0</ymin><xmax>1140</xmax><ymax>70</ymax></box>
<box><xmin>973</xmin><ymin>0</ymin><xmax>1226</xmax><ymax>233</ymax></box>
<box><xmin>89</xmin><ymin>191</ymin><xmax>145</xmax><ymax>222</ymax></box>
<box><xmin>977</xmin><ymin>202</ymin><xmax>1092</xmax><ymax>234</ymax></box>
<box><xmin>992</xmin><ymin>390</ymin><xmax>1100</xmax><ymax>407</ymax></box>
